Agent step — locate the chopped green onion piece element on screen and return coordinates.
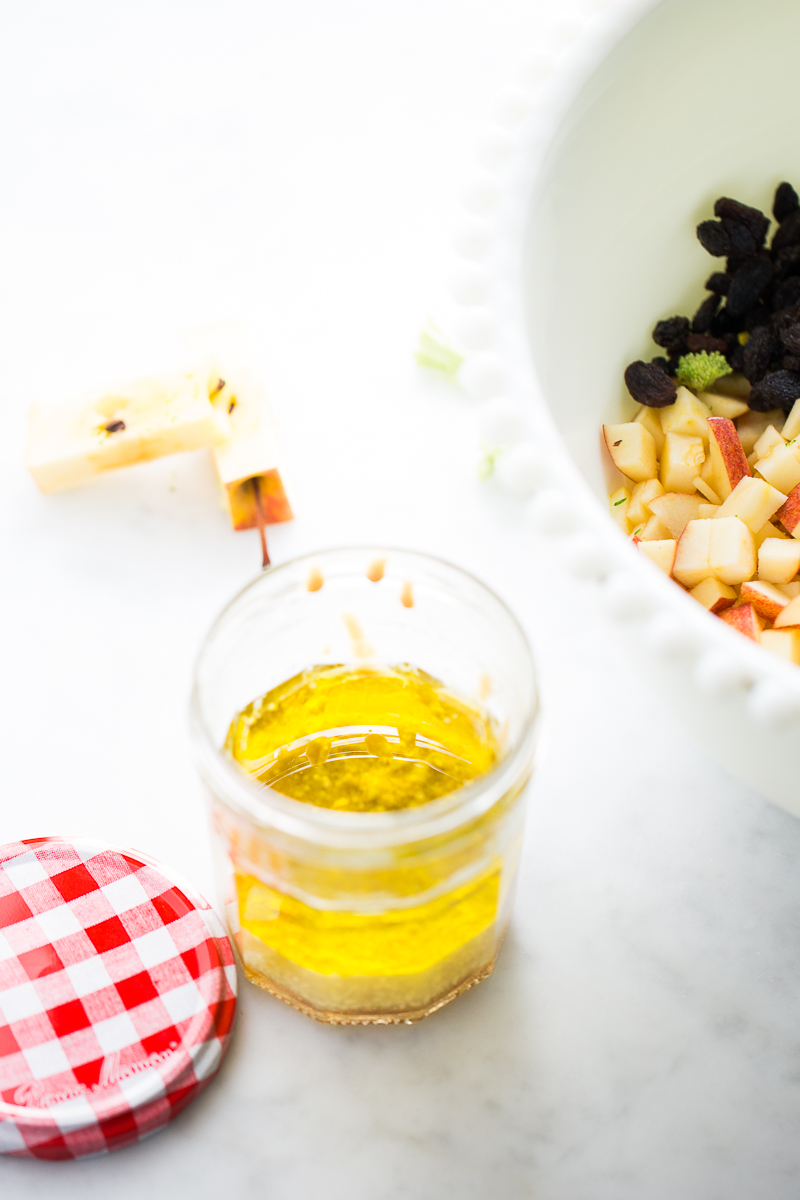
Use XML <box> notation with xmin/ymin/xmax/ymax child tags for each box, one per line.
<box><xmin>613</xmin><ymin>497</ymin><xmax>627</xmax><ymax>506</ymax></box>
<box><xmin>415</xmin><ymin>324</ymin><xmax>464</xmax><ymax>379</ymax></box>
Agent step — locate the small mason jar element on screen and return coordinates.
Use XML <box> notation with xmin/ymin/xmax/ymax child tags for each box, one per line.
<box><xmin>191</xmin><ymin>548</ymin><xmax>539</xmax><ymax>1025</ymax></box>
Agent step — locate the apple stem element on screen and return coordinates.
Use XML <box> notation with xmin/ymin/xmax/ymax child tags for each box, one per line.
<box><xmin>252</xmin><ymin>477</ymin><xmax>270</xmax><ymax>568</ymax></box>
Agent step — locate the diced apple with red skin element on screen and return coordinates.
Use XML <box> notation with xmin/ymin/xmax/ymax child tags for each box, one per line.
<box><xmin>775</xmin><ymin>482</ymin><xmax>800</xmax><ymax>538</ymax></box>
<box><xmin>709</xmin><ymin>517</ymin><xmax>756</xmax><ymax>584</ymax></box>
<box><xmin>713</xmin><ymin>476</ymin><xmax>787</xmax><ymax>533</ymax></box>
<box><xmin>689</xmin><ymin>577</ymin><xmax>737</xmax><ymax>613</ymax></box>
<box><xmin>705</xmin><ymin>417</ymin><xmax>751</xmax><ymax>500</ymax></box>
<box><xmin>761</xmin><ymin>628</ymin><xmax>800</xmax><ymax>664</ymax></box>
<box><xmin>660</xmin><ymin>387</ymin><xmax>712</xmax><ymax>441</ymax></box>
<box><xmin>774</xmin><ymin>594</ymin><xmax>800</xmax><ymax>628</ymax></box>
<box><xmin>757</xmin><ymin>538</ymin><xmax>800</xmax><ymax>584</ymax></box>
<box><xmin>739</xmin><ymin>580</ymin><xmax>789</xmax><ymax>622</ymax></box>
<box><xmin>628</xmin><ymin>478</ymin><xmax>664</xmax><ymax>526</ymax></box>
<box><xmin>720</xmin><ymin>603</ymin><xmax>762</xmax><ymax>642</ymax></box>
<box><xmin>637</xmin><ymin>538</ymin><xmax>676</xmax><ymax>574</ymax></box>
<box><xmin>648</xmin><ymin>493</ymin><xmax>705</xmax><ymax>539</ymax></box>
<box><xmin>660</xmin><ymin>432</ymin><xmax>705</xmax><ymax>493</ymax></box>
<box><xmin>754</xmin><ymin>438</ymin><xmax>800</xmax><ymax>494</ymax></box>
<box><xmin>603</xmin><ymin>423</ymin><xmax>657</xmax><ymax>482</ymax></box>
<box><xmin>673</xmin><ymin>520</ymin><xmax>713</xmax><ymax>587</ymax></box>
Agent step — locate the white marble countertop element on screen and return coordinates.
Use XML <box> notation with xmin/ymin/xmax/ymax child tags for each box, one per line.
<box><xmin>3</xmin><ymin>2</ymin><xmax>800</xmax><ymax>1197</ymax></box>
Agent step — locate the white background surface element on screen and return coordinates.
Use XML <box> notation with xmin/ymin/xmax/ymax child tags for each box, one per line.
<box><xmin>3</xmin><ymin>2</ymin><xmax>800</xmax><ymax>1198</ymax></box>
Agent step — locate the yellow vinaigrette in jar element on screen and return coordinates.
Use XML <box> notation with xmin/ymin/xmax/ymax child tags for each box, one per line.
<box><xmin>226</xmin><ymin>664</ymin><xmax>504</xmax><ymax>984</ymax></box>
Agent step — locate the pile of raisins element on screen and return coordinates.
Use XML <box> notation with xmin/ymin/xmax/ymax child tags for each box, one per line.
<box><xmin>625</xmin><ymin>182</ymin><xmax>800</xmax><ymax>412</ymax></box>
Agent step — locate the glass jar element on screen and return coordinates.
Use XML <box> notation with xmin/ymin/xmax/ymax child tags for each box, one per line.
<box><xmin>191</xmin><ymin>548</ymin><xmax>539</xmax><ymax>1025</ymax></box>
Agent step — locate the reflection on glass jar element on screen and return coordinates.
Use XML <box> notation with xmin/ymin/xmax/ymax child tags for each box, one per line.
<box><xmin>191</xmin><ymin>548</ymin><xmax>539</xmax><ymax>1025</ymax></box>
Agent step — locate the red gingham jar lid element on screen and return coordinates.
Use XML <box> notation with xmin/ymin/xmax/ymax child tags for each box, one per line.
<box><xmin>0</xmin><ymin>837</ymin><xmax>237</xmax><ymax>1160</ymax></box>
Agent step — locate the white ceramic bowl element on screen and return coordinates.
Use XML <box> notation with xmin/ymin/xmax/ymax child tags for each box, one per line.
<box><xmin>454</xmin><ymin>0</ymin><xmax>800</xmax><ymax>816</ymax></box>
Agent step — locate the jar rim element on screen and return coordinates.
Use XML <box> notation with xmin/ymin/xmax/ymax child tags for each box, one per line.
<box><xmin>190</xmin><ymin>546</ymin><xmax>540</xmax><ymax>848</ymax></box>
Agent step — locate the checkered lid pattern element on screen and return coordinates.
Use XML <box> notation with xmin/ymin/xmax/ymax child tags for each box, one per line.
<box><xmin>0</xmin><ymin>837</ymin><xmax>237</xmax><ymax>1160</ymax></box>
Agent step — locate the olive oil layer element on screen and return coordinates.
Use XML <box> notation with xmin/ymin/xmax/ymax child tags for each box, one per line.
<box><xmin>227</xmin><ymin>664</ymin><xmax>503</xmax><ymax>978</ymax></box>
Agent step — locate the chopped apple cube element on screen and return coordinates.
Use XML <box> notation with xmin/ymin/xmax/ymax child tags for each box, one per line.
<box><xmin>603</xmin><ymin>422</ymin><xmax>657</xmax><ymax>483</ymax></box>
<box><xmin>660</xmin><ymin>387</ymin><xmax>712</xmax><ymax>441</ymax></box>
<box><xmin>736</xmin><ymin>408</ymin><xmax>785</xmax><ymax>455</ymax></box>
<box><xmin>628</xmin><ymin>478</ymin><xmax>665</xmax><ymax>525</ymax></box>
<box><xmin>660</xmin><ymin>432</ymin><xmax>705</xmax><ymax>493</ymax></box>
<box><xmin>755</xmin><ymin>520</ymin><xmax>787</xmax><ymax>547</ymax></box>
<box><xmin>26</xmin><ymin>371</ymin><xmax>230</xmax><ymax>493</ymax></box>
<box><xmin>739</xmin><ymin>580</ymin><xmax>789</xmax><ymax>621</ymax></box>
<box><xmin>782</xmin><ymin>397</ymin><xmax>800</xmax><ymax>443</ymax></box>
<box><xmin>637</xmin><ymin>538</ymin><xmax>677</xmax><ymax>574</ymax></box>
<box><xmin>638</xmin><ymin>513</ymin><xmax>673</xmax><ymax>541</ymax></box>
<box><xmin>712</xmin><ymin>476</ymin><xmax>787</xmax><ymax>533</ymax></box>
<box><xmin>705</xmin><ymin>417</ymin><xmax>751</xmax><ymax>500</ymax></box>
<box><xmin>754</xmin><ymin>439</ymin><xmax>800</xmax><ymax>494</ymax></box>
<box><xmin>775</xmin><ymin>482</ymin><xmax>800</xmax><ymax>539</ymax></box>
<box><xmin>673</xmin><ymin>519</ymin><xmax>713</xmax><ymax>587</ymax></box>
<box><xmin>610</xmin><ymin>486</ymin><xmax>631</xmax><ymax>532</ymax></box>
<box><xmin>698</xmin><ymin>391</ymin><xmax>749</xmax><ymax>419</ymax></box>
<box><xmin>774</xmin><ymin>593</ymin><xmax>800</xmax><ymax>628</ymax></box>
<box><xmin>720</xmin><ymin>603</ymin><xmax>762</xmax><ymax>642</ymax></box>
<box><xmin>761</xmin><ymin>628</ymin><xmax>800</xmax><ymax>664</ymax></box>
<box><xmin>708</xmin><ymin>516</ymin><xmax>756</xmax><ymax>585</ymax></box>
<box><xmin>753</xmin><ymin>425</ymin><xmax>786</xmax><ymax>461</ymax></box>
<box><xmin>758</xmin><ymin>538</ymin><xmax>800</xmax><ymax>584</ymax></box>
<box><xmin>648</xmin><ymin>492</ymin><xmax>706</xmax><ymax>539</ymax></box>
<box><xmin>779</xmin><ymin>581</ymin><xmax>800</xmax><ymax>598</ymax></box>
<box><xmin>710</xmin><ymin>372</ymin><xmax>752</xmax><ymax>402</ymax></box>
<box><xmin>698</xmin><ymin>503</ymin><xmax>721</xmax><ymax>519</ymax></box>
<box><xmin>634</xmin><ymin>405</ymin><xmax>665</xmax><ymax>456</ymax></box>
<box><xmin>689</xmin><ymin>577</ymin><xmax>737</xmax><ymax>613</ymax></box>
<box><xmin>693</xmin><ymin>476</ymin><xmax>721</xmax><ymax>503</ymax></box>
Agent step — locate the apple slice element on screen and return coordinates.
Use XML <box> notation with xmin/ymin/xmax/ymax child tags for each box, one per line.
<box><xmin>705</xmin><ymin>417</ymin><xmax>751</xmax><ymax>501</ymax></box>
<box><xmin>753</xmin><ymin>425</ymin><xmax>785</xmax><ymax>461</ymax></box>
<box><xmin>736</xmin><ymin>408</ymin><xmax>785</xmax><ymax>455</ymax></box>
<box><xmin>660</xmin><ymin>387</ymin><xmax>712</xmax><ymax>441</ymax></box>
<box><xmin>753</xmin><ymin>439</ymin><xmax>800</xmax><ymax>494</ymax></box>
<box><xmin>648</xmin><ymin>492</ymin><xmax>706</xmax><ymax>539</ymax></box>
<box><xmin>708</xmin><ymin>517</ymin><xmax>756</xmax><ymax>585</ymax></box>
<box><xmin>673</xmin><ymin>519</ymin><xmax>713</xmax><ymax>587</ymax></box>
<box><xmin>603</xmin><ymin>423</ymin><xmax>657</xmax><ymax>483</ymax></box>
<box><xmin>660</xmin><ymin>432</ymin><xmax>705</xmax><ymax>493</ymax></box>
<box><xmin>637</xmin><ymin>538</ymin><xmax>676</xmax><ymax>574</ymax></box>
<box><xmin>774</xmin><ymin>594</ymin><xmax>800</xmax><ymax>628</ymax></box>
<box><xmin>713</xmin><ymin>476</ymin><xmax>787</xmax><ymax>533</ymax></box>
<box><xmin>628</xmin><ymin>478</ymin><xmax>665</xmax><ymax>526</ymax></box>
<box><xmin>689</xmin><ymin>577</ymin><xmax>737</xmax><ymax>613</ymax></box>
<box><xmin>720</xmin><ymin>603</ymin><xmax>762</xmax><ymax>642</ymax></box>
<box><xmin>761</xmin><ymin>628</ymin><xmax>800</xmax><ymax>664</ymax></box>
<box><xmin>739</xmin><ymin>580</ymin><xmax>789</xmax><ymax>622</ymax></box>
<box><xmin>782</xmin><ymin>397</ymin><xmax>800</xmax><ymax>443</ymax></box>
<box><xmin>610</xmin><ymin>486</ymin><xmax>631</xmax><ymax>532</ymax></box>
<box><xmin>697</xmin><ymin>391</ymin><xmax>749</xmax><ymax>420</ymax></box>
<box><xmin>757</xmin><ymin>538</ymin><xmax>800</xmax><ymax>584</ymax></box>
<box><xmin>775</xmin><ymin>483</ymin><xmax>800</xmax><ymax>539</ymax></box>
<box><xmin>634</xmin><ymin>405</ymin><xmax>665</xmax><ymax>456</ymax></box>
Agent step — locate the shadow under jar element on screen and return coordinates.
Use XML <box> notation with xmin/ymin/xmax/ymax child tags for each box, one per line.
<box><xmin>191</xmin><ymin>548</ymin><xmax>539</xmax><ymax>1025</ymax></box>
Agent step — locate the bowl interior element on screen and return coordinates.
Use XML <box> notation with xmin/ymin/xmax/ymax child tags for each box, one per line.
<box><xmin>525</xmin><ymin>0</ymin><xmax>800</xmax><ymax>497</ymax></box>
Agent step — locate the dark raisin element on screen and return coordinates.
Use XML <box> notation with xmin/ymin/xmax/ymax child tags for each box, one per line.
<box><xmin>748</xmin><ymin>369</ymin><xmax>800</xmax><ymax>412</ymax></box>
<box><xmin>705</xmin><ymin>272</ymin><xmax>730</xmax><ymax>295</ymax></box>
<box><xmin>772</xmin><ymin>276</ymin><xmax>800</xmax><ymax>312</ymax></box>
<box><xmin>650</xmin><ymin>356</ymin><xmax>671</xmax><ymax>374</ymax></box>
<box><xmin>624</xmin><ymin>360</ymin><xmax>678</xmax><ymax>407</ymax></box>
<box><xmin>722</xmin><ymin>218</ymin><xmax>758</xmax><ymax>259</ymax></box>
<box><xmin>692</xmin><ymin>293</ymin><xmax>720</xmax><ymax>332</ymax></box>
<box><xmin>104</xmin><ymin>419</ymin><xmax>126</xmax><ymax>433</ymax></box>
<box><xmin>728</xmin><ymin>342</ymin><xmax>745</xmax><ymax>372</ymax></box>
<box><xmin>652</xmin><ymin>315</ymin><xmax>690</xmax><ymax>355</ymax></box>
<box><xmin>780</xmin><ymin>321</ymin><xmax>800</xmax><ymax>356</ymax></box>
<box><xmin>726</xmin><ymin>255</ymin><xmax>774</xmax><ymax>317</ymax></box>
<box><xmin>686</xmin><ymin>332</ymin><xmax>728</xmax><ymax>354</ymax></box>
<box><xmin>772</xmin><ymin>244</ymin><xmax>800</xmax><ymax>282</ymax></box>
<box><xmin>743</xmin><ymin>305</ymin><xmax>770</xmax><ymax>332</ymax></box>
<box><xmin>714</xmin><ymin>197</ymin><xmax>770</xmax><ymax>246</ymax></box>
<box><xmin>697</xmin><ymin>220</ymin><xmax>731</xmax><ymax>257</ymax></box>
<box><xmin>709</xmin><ymin>307</ymin><xmax>742</xmax><ymax>336</ymax></box>
<box><xmin>774</xmin><ymin>182</ymin><xmax>800</xmax><ymax>224</ymax></box>
<box><xmin>772</xmin><ymin>208</ymin><xmax>800</xmax><ymax>253</ymax></box>
<box><xmin>783</xmin><ymin>355</ymin><xmax>800</xmax><ymax>373</ymax></box>
<box><xmin>743</xmin><ymin>324</ymin><xmax>779</xmax><ymax>382</ymax></box>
